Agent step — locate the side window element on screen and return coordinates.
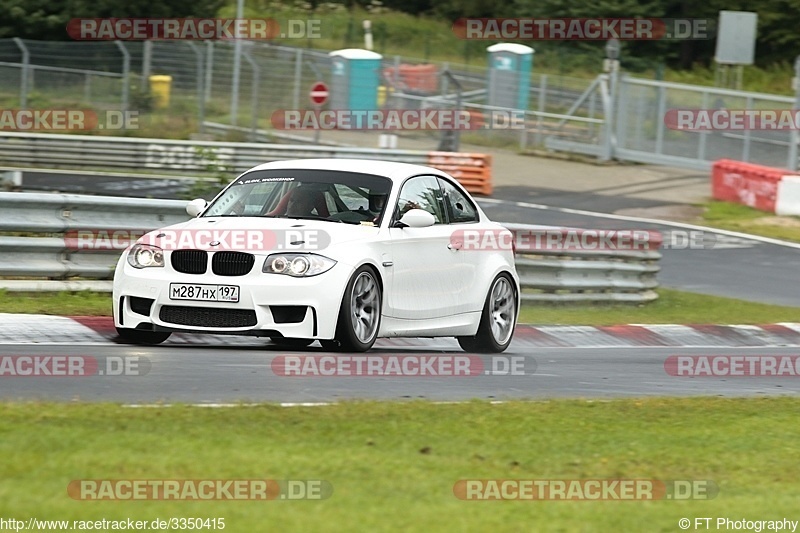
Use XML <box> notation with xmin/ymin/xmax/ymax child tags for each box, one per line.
<box><xmin>439</xmin><ymin>178</ymin><xmax>478</xmax><ymax>223</ymax></box>
<box><xmin>396</xmin><ymin>176</ymin><xmax>445</xmax><ymax>224</ymax></box>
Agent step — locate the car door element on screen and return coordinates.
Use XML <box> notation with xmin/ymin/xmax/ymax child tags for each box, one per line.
<box><xmin>385</xmin><ymin>175</ymin><xmax>459</xmax><ymax>320</ymax></box>
<box><xmin>437</xmin><ymin>176</ymin><xmax>483</xmax><ymax>314</ymax></box>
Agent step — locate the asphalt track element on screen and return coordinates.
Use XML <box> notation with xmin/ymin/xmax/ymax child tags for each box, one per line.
<box><xmin>0</xmin><ymin>342</ymin><xmax>798</xmax><ymax>403</ymax></box>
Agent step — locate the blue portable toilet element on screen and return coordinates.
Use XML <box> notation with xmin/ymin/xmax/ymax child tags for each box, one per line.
<box><xmin>486</xmin><ymin>43</ymin><xmax>534</xmax><ymax>110</ymax></box>
<box><xmin>329</xmin><ymin>48</ymin><xmax>383</xmax><ymax>115</ymax></box>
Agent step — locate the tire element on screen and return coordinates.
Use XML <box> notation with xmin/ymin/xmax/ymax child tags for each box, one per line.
<box><xmin>330</xmin><ymin>266</ymin><xmax>382</xmax><ymax>352</ymax></box>
<box><xmin>270</xmin><ymin>337</ymin><xmax>314</xmax><ymax>349</ymax></box>
<box><xmin>115</xmin><ymin>327</ymin><xmax>171</xmax><ymax>345</ymax></box>
<box><xmin>457</xmin><ymin>273</ymin><xmax>517</xmax><ymax>353</ymax></box>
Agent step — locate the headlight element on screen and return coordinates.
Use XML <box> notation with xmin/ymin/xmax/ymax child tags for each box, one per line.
<box><xmin>127</xmin><ymin>244</ymin><xmax>164</xmax><ymax>269</ymax></box>
<box><xmin>263</xmin><ymin>253</ymin><xmax>336</xmax><ymax>277</ymax></box>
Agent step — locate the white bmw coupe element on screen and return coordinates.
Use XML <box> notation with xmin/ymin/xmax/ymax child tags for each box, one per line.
<box><xmin>113</xmin><ymin>159</ymin><xmax>519</xmax><ymax>352</ymax></box>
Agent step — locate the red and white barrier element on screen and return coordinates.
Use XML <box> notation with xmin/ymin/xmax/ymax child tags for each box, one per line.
<box><xmin>712</xmin><ymin>159</ymin><xmax>800</xmax><ymax>215</ymax></box>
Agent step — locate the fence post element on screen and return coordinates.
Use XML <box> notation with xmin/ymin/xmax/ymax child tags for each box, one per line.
<box><xmin>292</xmin><ymin>48</ymin><xmax>303</xmax><ymax>111</ymax></box>
<box><xmin>742</xmin><ymin>96</ymin><xmax>752</xmax><ymax>162</ymax></box>
<box><xmin>242</xmin><ymin>49</ymin><xmax>260</xmax><ymax>141</ymax></box>
<box><xmin>654</xmin><ymin>85</ymin><xmax>666</xmax><ymax>155</ymax></box>
<box><xmin>534</xmin><ymin>74</ymin><xmax>547</xmax><ymax>148</ymax></box>
<box><xmin>789</xmin><ymin>57</ymin><xmax>800</xmax><ymax>171</ymax></box>
<box><xmin>698</xmin><ymin>90</ymin><xmax>709</xmax><ymax>162</ymax></box>
<box><xmin>114</xmin><ymin>41</ymin><xmax>130</xmax><ymax>111</ymax></box>
<box><xmin>230</xmin><ymin>0</ymin><xmax>245</xmax><ymax>125</ymax></box>
<box><xmin>615</xmin><ymin>74</ymin><xmax>629</xmax><ymax>150</ymax></box>
<box><xmin>12</xmin><ymin>38</ymin><xmax>29</xmax><ymax>110</ymax></box>
<box><xmin>142</xmin><ymin>40</ymin><xmax>152</xmax><ymax>88</ymax></box>
<box><xmin>205</xmin><ymin>41</ymin><xmax>214</xmax><ymax>104</ymax></box>
<box><xmin>187</xmin><ymin>42</ymin><xmax>205</xmax><ymax>134</ymax></box>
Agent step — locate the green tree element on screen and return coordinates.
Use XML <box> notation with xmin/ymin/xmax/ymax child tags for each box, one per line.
<box><xmin>0</xmin><ymin>0</ymin><xmax>225</xmax><ymax>40</ymax></box>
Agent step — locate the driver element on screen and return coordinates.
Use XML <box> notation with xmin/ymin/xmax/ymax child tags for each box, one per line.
<box><xmin>286</xmin><ymin>187</ymin><xmax>318</xmax><ymax>217</ymax></box>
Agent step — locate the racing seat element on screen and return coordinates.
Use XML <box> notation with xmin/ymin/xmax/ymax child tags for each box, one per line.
<box><xmin>265</xmin><ymin>187</ymin><xmax>330</xmax><ymax>217</ymax></box>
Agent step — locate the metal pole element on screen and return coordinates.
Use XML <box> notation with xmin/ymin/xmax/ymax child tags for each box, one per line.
<box><xmin>188</xmin><ymin>43</ymin><xmax>205</xmax><ymax>134</ymax></box>
<box><xmin>615</xmin><ymin>74</ymin><xmax>629</xmax><ymax>150</ymax></box>
<box><xmin>142</xmin><ymin>40</ymin><xmax>152</xmax><ymax>89</ymax></box>
<box><xmin>534</xmin><ymin>74</ymin><xmax>546</xmax><ymax>147</ymax></box>
<box><xmin>698</xmin><ymin>91</ymin><xmax>708</xmax><ymax>162</ymax></box>
<box><xmin>292</xmin><ymin>48</ymin><xmax>302</xmax><ymax>111</ymax></box>
<box><xmin>12</xmin><ymin>38</ymin><xmax>29</xmax><ymax>110</ymax></box>
<box><xmin>742</xmin><ymin>96</ymin><xmax>752</xmax><ymax>162</ymax></box>
<box><xmin>655</xmin><ymin>85</ymin><xmax>666</xmax><ymax>155</ymax></box>
<box><xmin>114</xmin><ymin>41</ymin><xmax>130</xmax><ymax>111</ymax></box>
<box><xmin>230</xmin><ymin>0</ymin><xmax>245</xmax><ymax>125</ymax></box>
<box><xmin>789</xmin><ymin>57</ymin><xmax>800</xmax><ymax>170</ymax></box>
<box><xmin>205</xmin><ymin>41</ymin><xmax>214</xmax><ymax>104</ymax></box>
<box><xmin>602</xmin><ymin>39</ymin><xmax>620</xmax><ymax>161</ymax></box>
<box><xmin>242</xmin><ymin>49</ymin><xmax>260</xmax><ymax>141</ymax></box>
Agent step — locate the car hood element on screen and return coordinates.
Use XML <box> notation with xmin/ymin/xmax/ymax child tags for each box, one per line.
<box><xmin>139</xmin><ymin>216</ymin><xmax>379</xmax><ymax>254</ymax></box>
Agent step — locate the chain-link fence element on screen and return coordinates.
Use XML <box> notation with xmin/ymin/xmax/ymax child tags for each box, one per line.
<box><xmin>2</xmin><ymin>38</ymin><xmax>798</xmax><ymax>171</ymax></box>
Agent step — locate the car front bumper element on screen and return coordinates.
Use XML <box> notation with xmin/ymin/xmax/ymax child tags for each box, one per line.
<box><xmin>112</xmin><ymin>257</ymin><xmax>353</xmax><ymax>340</ymax></box>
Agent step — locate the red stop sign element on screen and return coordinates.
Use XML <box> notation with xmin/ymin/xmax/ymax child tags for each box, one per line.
<box><xmin>309</xmin><ymin>82</ymin><xmax>328</xmax><ymax>106</ymax></box>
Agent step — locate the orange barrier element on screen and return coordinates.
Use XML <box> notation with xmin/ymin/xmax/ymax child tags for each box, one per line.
<box><xmin>427</xmin><ymin>152</ymin><xmax>492</xmax><ymax>196</ymax></box>
<box><xmin>384</xmin><ymin>64</ymin><xmax>438</xmax><ymax>93</ymax></box>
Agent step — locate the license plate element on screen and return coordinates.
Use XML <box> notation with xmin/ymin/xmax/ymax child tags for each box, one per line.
<box><xmin>169</xmin><ymin>283</ymin><xmax>240</xmax><ymax>302</ymax></box>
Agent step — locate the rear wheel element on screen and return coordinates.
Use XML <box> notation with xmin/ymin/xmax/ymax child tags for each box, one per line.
<box><xmin>270</xmin><ymin>337</ymin><xmax>314</xmax><ymax>349</ymax></box>
<box><xmin>457</xmin><ymin>273</ymin><xmax>517</xmax><ymax>353</ymax></box>
<box><xmin>115</xmin><ymin>327</ymin><xmax>171</xmax><ymax>345</ymax></box>
<box><xmin>330</xmin><ymin>266</ymin><xmax>382</xmax><ymax>352</ymax></box>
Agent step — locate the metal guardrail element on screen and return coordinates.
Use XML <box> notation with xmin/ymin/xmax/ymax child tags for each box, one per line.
<box><xmin>0</xmin><ymin>132</ymin><xmax>431</xmax><ymax>174</ymax></box>
<box><xmin>502</xmin><ymin>223</ymin><xmax>660</xmax><ymax>304</ymax></box>
<box><xmin>0</xmin><ymin>193</ymin><xmax>660</xmax><ymax>302</ymax></box>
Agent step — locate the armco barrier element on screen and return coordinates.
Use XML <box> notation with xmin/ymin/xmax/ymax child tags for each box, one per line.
<box><xmin>502</xmin><ymin>223</ymin><xmax>661</xmax><ymax>304</ymax></box>
<box><xmin>712</xmin><ymin>159</ymin><xmax>798</xmax><ymax>213</ymax></box>
<box><xmin>0</xmin><ymin>194</ymin><xmax>660</xmax><ymax>302</ymax></box>
<box><xmin>0</xmin><ymin>132</ymin><xmax>493</xmax><ymax>196</ymax></box>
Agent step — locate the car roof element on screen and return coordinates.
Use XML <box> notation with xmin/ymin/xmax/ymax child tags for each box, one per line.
<box><xmin>241</xmin><ymin>158</ymin><xmax>451</xmax><ymax>182</ymax></box>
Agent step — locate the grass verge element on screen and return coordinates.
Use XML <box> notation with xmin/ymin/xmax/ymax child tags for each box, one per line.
<box><xmin>0</xmin><ymin>399</ymin><xmax>798</xmax><ymax>531</ymax></box>
<box><xmin>1</xmin><ymin>288</ymin><xmax>797</xmax><ymax>324</ymax></box>
<box><xmin>699</xmin><ymin>200</ymin><xmax>800</xmax><ymax>243</ymax></box>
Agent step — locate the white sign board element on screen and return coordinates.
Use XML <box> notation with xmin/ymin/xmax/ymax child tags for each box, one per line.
<box><xmin>714</xmin><ymin>11</ymin><xmax>758</xmax><ymax>65</ymax></box>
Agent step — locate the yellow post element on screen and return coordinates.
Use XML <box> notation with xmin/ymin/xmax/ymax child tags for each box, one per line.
<box><xmin>148</xmin><ymin>75</ymin><xmax>173</xmax><ymax>109</ymax></box>
<box><xmin>377</xmin><ymin>85</ymin><xmax>387</xmax><ymax>107</ymax></box>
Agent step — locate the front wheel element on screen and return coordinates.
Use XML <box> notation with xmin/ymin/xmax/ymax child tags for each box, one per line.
<box><xmin>457</xmin><ymin>273</ymin><xmax>517</xmax><ymax>353</ymax></box>
<box><xmin>330</xmin><ymin>266</ymin><xmax>382</xmax><ymax>352</ymax></box>
<box><xmin>115</xmin><ymin>327</ymin><xmax>171</xmax><ymax>345</ymax></box>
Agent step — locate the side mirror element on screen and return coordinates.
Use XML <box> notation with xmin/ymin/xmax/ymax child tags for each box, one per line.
<box><xmin>397</xmin><ymin>209</ymin><xmax>436</xmax><ymax>228</ymax></box>
<box><xmin>186</xmin><ymin>198</ymin><xmax>207</xmax><ymax>217</ymax></box>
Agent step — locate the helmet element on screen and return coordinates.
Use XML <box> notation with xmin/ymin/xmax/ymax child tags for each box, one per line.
<box><xmin>369</xmin><ymin>192</ymin><xmax>388</xmax><ymax>212</ymax></box>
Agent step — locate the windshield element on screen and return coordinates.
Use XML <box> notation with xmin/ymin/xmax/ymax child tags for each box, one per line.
<box><xmin>203</xmin><ymin>169</ymin><xmax>393</xmax><ymax>226</ymax></box>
